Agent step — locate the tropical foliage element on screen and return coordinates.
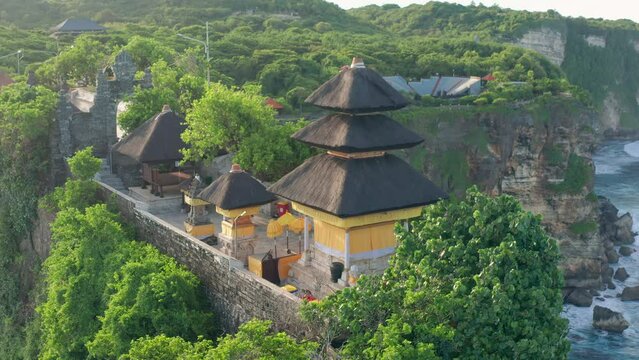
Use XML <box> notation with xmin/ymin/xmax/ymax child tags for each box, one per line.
<box><xmin>0</xmin><ymin>83</ymin><xmax>56</xmax><ymax>359</ymax></box>
<box><xmin>121</xmin><ymin>320</ymin><xmax>318</xmax><ymax>360</ymax></box>
<box><xmin>36</xmin><ymin>149</ymin><xmax>217</xmax><ymax>360</ymax></box>
<box><xmin>182</xmin><ymin>83</ymin><xmax>314</xmax><ymax>180</ymax></box>
<box><xmin>301</xmin><ymin>188</ymin><xmax>569</xmax><ymax>359</ymax></box>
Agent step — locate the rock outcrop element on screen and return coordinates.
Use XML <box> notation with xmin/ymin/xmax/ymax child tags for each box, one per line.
<box><xmin>517</xmin><ymin>27</ymin><xmax>566</xmax><ymax>66</ymax></box>
<box><xmin>403</xmin><ymin>100</ymin><xmax>603</xmax><ymax>291</ymax></box>
<box><xmin>592</xmin><ymin>306</ymin><xmax>630</xmax><ymax>333</ymax></box>
<box><xmin>565</xmin><ymin>288</ymin><xmax>594</xmax><ymax>307</ymax></box>
<box><xmin>584</xmin><ymin>35</ymin><xmax>606</xmax><ymax>48</ymax></box>
<box><xmin>614</xmin><ymin>214</ymin><xmax>635</xmax><ymax>244</ymax></box>
<box><xmin>599</xmin><ymin>197</ymin><xmax>635</xmax><ymax>245</ymax></box>
<box><xmin>621</xmin><ymin>285</ymin><xmax>639</xmax><ymax>301</ymax></box>
<box><xmin>606</xmin><ymin>249</ymin><xmax>619</xmax><ymax>264</ymax></box>
<box><xmin>619</xmin><ymin>245</ymin><xmax>634</xmax><ymax>256</ymax></box>
<box><xmin>613</xmin><ymin>267</ymin><xmax>629</xmax><ymax>281</ymax></box>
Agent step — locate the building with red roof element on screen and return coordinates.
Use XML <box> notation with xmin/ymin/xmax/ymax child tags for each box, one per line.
<box><xmin>265</xmin><ymin>97</ymin><xmax>284</xmax><ymax>113</ymax></box>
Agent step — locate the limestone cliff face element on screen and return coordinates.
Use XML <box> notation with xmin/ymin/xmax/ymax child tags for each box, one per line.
<box><xmin>399</xmin><ymin>100</ymin><xmax>603</xmax><ymax>289</ymax></box>
<box><xmin>514</xmin><ymin>24</ymin><xmax>639</xmax><ymax>133</ymax></box>
<box><xmin>517</xmin><ymin>27</ymin><xmax>566</xmax><ymax>66</ymax></box>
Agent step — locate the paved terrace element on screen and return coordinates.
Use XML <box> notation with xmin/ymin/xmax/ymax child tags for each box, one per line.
<box><xmin>126</xmin><ymin>184</ymin><xmax>309</xmax><ymax>283</ymax></box>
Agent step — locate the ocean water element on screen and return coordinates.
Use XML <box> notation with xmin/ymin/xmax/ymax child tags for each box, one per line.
<box><xmin>565</xmin><ymin>140</ymin><xmax>639</xmax><ymax>359</ymax></box>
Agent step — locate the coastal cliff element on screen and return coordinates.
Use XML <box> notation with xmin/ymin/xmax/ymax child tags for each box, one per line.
<box><xmin>515</xmin><ymin>23</ymin><xmax>639</xmax><ymax>134</ymax></box>
<box><xmin>397</xmin><ymin>98</ymin><xmax>610</xmax><ymax>290</ymax></box>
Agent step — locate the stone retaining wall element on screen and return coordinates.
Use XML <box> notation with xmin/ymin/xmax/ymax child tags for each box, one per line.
<box><xmin>97</xmin><ymin>181</ymin><xmax>314</xmax><ymax>337</ymax></box>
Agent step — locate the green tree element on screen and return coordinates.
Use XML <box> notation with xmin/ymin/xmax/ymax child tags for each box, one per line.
<box><xmin>302</xmin><ymin>187</ymin><xmax>569</xmax><ymax>359</ymax></box>
<box><xmin>123</xmin><ymin>36</ymin><xmax>175</xmax><ymax>69</ymax></box>
<box><xmin>44</xmin><ymin>147</ymin><xmax>101</xmax><ymax>212</ymax></box>
<box><xmin>210</xmin><ymin>320</ymin><xmax>318</xmax><ymax>360</ymax></box>
<box><xmin>0</xmin><ymin>82</ymin><xmax>56</xmax><ymax>359</ymax></box>
<box><xmin>181</xmin><ymin>83</ymin><xmax>275</xmax><ymax>160</ymax></box>
<box><xmin>121</xmin><ymin>335</ymin><xmax>214</xmax><ymax>360</ymax></box>
<box><xmin>234</xmin><ymin>121</ymin><xmax>316</xmax><ymax>181</ymax></box>
<box><xmin>39</xmin><ymin>205</ymin><xmax>132</xmax><ymax>360</ymax></box>
<box><xmin>121</xmin><ymin>320</ymin><xmax>317</xmax><ymax>360</ymax></box>
<box><xmin>118</xmin><ymin>87</ymin><xmax>178</xmax><ymax>134</ymax></box>
<box><xmin>68</xmin><ymin>146</ymin><xmax>101</xmax><ymax>180</ymax></box>
<box><xmin>54</xmin><ymin>35</ymin><xmax>107</xmax><ymax>84</ymax></box>
<box><xmin>86</xmin><ymin>244</ymin><xmax>216</xmax><ymax>359</ymax></box>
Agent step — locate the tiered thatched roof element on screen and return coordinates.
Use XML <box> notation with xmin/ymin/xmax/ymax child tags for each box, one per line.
<box><xmin>292</xmin><ymin>113</ymin><xmax>423</xmax><ymax>152</ymax></box>
<box><xmin>270</xmin><ymin>57</ymin><xmax>446</xmax><ymax>217</ymax></box>
<box><xmin>199</xmin><ymin>164</ymin><xmax>275</xmax><ymax>210</ymax></box>
<box><xmin>269</xmin><ymin>154</ymin><xmax>446</xmax><ymax>217</ymax></box>
<box><xmin>112</xmin><ymin>105</ymin><xmax>186</xmax><ymax>163</ymax></box>
<box><xmin>305</xmin><ymin>58</ymin><xmax>408</xmax><ymax>113</ymax></box>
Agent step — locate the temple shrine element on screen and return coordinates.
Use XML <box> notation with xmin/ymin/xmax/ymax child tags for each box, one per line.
<box><xmin>198</xmin><ymin>164</ymin><xmax>275</xmax><ymax>264</ymax></box>
<box><xmin>269</xmin><ymin>58</ymin><xmax>447</xmax><ymax>294</ymax></box>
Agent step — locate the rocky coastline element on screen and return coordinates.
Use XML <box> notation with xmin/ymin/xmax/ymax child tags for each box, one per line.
<box><xmin>564</xmin><ymin>196</ymin><xmax>636</xmax><ymax>309</ymax></box>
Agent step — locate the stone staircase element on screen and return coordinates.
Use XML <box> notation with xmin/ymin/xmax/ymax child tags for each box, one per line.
<box><xmin>95</xmin><ymin>159</ymin><xmax>127</xmax><ymax>191</ymax></box>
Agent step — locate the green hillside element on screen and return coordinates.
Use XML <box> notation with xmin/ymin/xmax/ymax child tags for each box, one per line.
<box><xmin>350</xmin><ymin>2</ymin><xmax>639</xmax><ymax>128</ymax></box>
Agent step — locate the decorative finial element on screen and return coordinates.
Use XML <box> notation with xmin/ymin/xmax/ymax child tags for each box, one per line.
<box><xmin>350</xmin><ymin>57</ymin><xmax>365</xmax><ymax>69</ymax></box>
<box><xmin>230</xmin><ymin>164</ymin><xmax>242</xmax><ymax>173</ymax></box>
<box><xmin>162</xmin><ymin>104</ymin><xmax>171</xmax><ymax>112</ymax></box>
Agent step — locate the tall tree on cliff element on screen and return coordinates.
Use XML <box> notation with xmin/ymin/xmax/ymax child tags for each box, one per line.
<box><xmin>181</xmin><ymin>83</ymin><xmax>314</xmax><ymax>181</ymax></box>
<box><xmin>302</xmin><ymin>187</ymin><xmax>569</xmax><ymax>359</ymax></box>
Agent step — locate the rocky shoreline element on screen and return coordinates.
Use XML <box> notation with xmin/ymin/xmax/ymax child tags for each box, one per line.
<box><xmin>563</xmin><ymin>195</ymin><xmax>638</xmax><ymax>333</ymax></box>
<box><xmin>565</xmin><ymin>196</ymin><xmax>635</xmax><ymax>304</ymax></box>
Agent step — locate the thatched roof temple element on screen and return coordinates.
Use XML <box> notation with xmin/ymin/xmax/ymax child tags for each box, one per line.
<box><xmin>269</xmin><ymin>57</ymin><xmax>446</xmax><ymax>288</ymax></box>
<box><xmin>199</xmin><ymin>164</ymin><xmax>275</xmax><ymax>212</ymax></box>
<box><xmin>305</xmin><ymin>58</ymin><xmax>408</xmax><ymax>113</ymax></box>
<box><xmin>112</xmin><ymin>105</ymin><xmax>186</xmax><ymax>164</ymax></box>
<box><xmin>292</xmin><ymin>113</ymin><xmax>423</xmax><ymax>153</ymax></box>
<box><xmin>270</xmin><ymin>58</ymin><xmax>446</xmax><ymax>217</ymax></box>
<box><xmin>200</xmin><ymin>164</ymin><xmax>276</xmax><ymax>263</ymax></box>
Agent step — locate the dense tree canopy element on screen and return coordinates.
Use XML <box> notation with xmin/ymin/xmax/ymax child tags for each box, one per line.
<box><xmin>121</xmin><ymin>320</ymin><xmax>318</xmax><ymax>360</ymax></box>
<box><xmin>0</xmin><ymin>82</ymin><xmax>57</xmax><ymax>359</ymax></box>
<box><xmin>37</xmin><ymin>149</ymin><xmax>217</xmax><ymax>360</ymax></box>
<box><xmin>182</xmin><ymin>83</ymin><xmax>313</xmax><ymax>180</ymax></box>
<box><xmin>301</xmin><ymin>188</ymin><xmax>569</xmax><ymax>359</ymax></box>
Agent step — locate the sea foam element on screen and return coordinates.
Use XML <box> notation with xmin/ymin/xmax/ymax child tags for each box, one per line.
<box><xmin>623</xmin><ymin>141</ymin><xmax>639</xmax><ymax>158</ymax></box>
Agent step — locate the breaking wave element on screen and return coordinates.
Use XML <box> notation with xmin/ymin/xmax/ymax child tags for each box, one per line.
<box><xmin>623</xmin><ymin>141</ymin><xmax>639</xmax><ymax>158</ymax></box>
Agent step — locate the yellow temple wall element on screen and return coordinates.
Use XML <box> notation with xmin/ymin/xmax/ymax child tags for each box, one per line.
<box><xmin>293</xmin><ymin>202</ymin><xmax>421</xmax><ymax>229</ymax></box>
<box><xmin>314</xmin><ymin>220</ymin><xmax>346</xmax><ymax>253</ymax></box>
<box><xmin>349</xmin><ymin>222</ymin><xmax>396</xmax><ymax>254</ymax></box>
<box><xmin>313</xmin><ymin>220</ymin><xmax>397</xmax><ymax>255</ymax></box>
<box><xmin>184</xmin><ymin>194</ymin><xmax>210</xmax><ymax>207</ymax></box>
<box><xmin>221</xmin><ymin>220</ymin><xmax>255</xmax><ymax>238</ymax></box>
<box><xmin>184</xmin><ymin>222</ymin><xmax>215</xmax><ymax>237</ymax></box>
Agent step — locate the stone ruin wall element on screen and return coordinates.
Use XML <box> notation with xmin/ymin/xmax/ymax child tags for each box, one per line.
<box><xmin>97</xmin><ymin>181</ymin><xmax>316</xmax><ymax>337</ymax></box>
<box><xmin>50</xmin><ymin>51</ymin><xmax>138</xmax><ymax>185</ymax></box>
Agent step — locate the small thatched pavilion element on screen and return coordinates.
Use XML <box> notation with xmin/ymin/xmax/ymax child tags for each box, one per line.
<box><xmin>269</xmin><ymin>57</ymin><xmax>446</xmax><ymax>290</ymax></box>
<box><xmin>111</xmin><ymin>105</ymin><xmax>191</xmax><ymax>196</ymax></box>
<box><xmin>198</xmin><ymin>164</ymin><xmax>275</xmax><ymax>263</ymax></box>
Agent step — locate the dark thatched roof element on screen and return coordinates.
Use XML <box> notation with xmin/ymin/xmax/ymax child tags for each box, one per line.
<box><xmin>292</xmin><ymin>113</ymin><xmax>423</xmax><ymax>152</ymax></box>
<box><xmin>268</xmin><ymin>153</ymin><xmax>447</xmax><ymax>217</ymax></box>
<box><xmin>112</xmin><ymin>107</ymin><xmax>186</xmax><ymax>164</ymax></box>
<box><xmin>305</xmin><ymin>61</ymin><xmax>408</xmax><ymax>113</ymax></box>
<box><xmin>198</xmin><ymin>165</ymin><xmax>275</xmax><ymax>210</ymax></box>
<box><xmin>51</xmin><ymin>18</ymin><xmax>106</xmax><ymax>33</ymax></box>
